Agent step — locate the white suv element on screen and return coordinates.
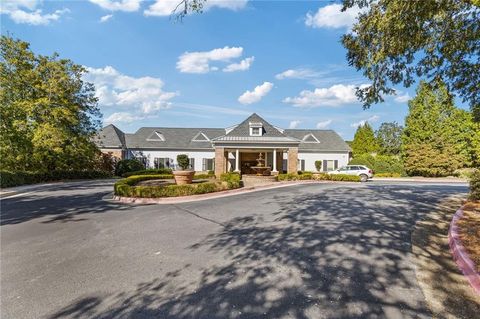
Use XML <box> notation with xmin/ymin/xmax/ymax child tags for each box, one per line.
<box><xmin>328</xmin><ymin>165</ymin><xmax>373</xmax><ymax>182</ymax></box>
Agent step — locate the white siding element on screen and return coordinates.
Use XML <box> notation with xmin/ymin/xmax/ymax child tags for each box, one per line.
<box><xmin>129</xmin><ymin>150</ymin><xmax>215</xmax><ymax>171</ymax></box>
<box><xmin>297</xmin><ymin>152</ymin><xmax>350</xmax><ymax>172</ymax></box>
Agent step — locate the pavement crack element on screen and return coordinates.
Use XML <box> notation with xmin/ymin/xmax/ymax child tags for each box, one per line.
<box><xmin>172</xmin><ymin>205</ymin><xmax>225</xmax><ymax>227</ymax></box>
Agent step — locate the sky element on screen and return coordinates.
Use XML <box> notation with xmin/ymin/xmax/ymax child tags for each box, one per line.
<box><xmin>1</xmin><ymin>0</ymin><xmax>417</xmax><ymax>139</ymax></box>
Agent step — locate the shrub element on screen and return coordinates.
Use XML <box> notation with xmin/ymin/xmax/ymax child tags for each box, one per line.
<box><xmin>349</xmin><ymin>154</ymin><xmax>405</xmax><ymax>176</ymax></box>
<box><xmin>176</xmin><ymin>154</ymin><xmax>190</xmax><ymax>170</ymax></box>
<box><xmin>114</xmin><ymin>174</ymin><xmax>241</xmax><ymax>198</ymax></box>
<box><xmin>0</xmin><ymin>170</ymin><xmax>113</xmax><ymax>188</ymax></box>
<box><xmin>115</xmin><ymin>159</ymin><xmax>144</xmax><ymax>176</ymax></box>
<box><xmin>220</xmin><ymin>172</ymin><xmax>241</xmax><ymax>188</ymax></box>
<box><xmin>193</xmin><ymin>173</ymin><xmax>216</xmax><ymax>180</ymax></box>
<box><xmin>315</xmin><ymin>161</ymin><xmax>322</xmax><ymax>172</ymax></box>
<box><xmin>277</xmin><ymin>172</ymin><xmax>360</xmax><ymax>182</ymax></box>
<box><xmin>122</xmin><ymin>168</ymin><xmax>173</xmax><ymax>177</ymax></box>
<box><xmin>374</xmin><ymin>172</ymin><xmax>402</xmax><ymax>178</ymax></box>
<box><xmin>453</xmin><ymin>168</ymin><xmax>477</xmax><ymax>179</ymax></box>
<box><xmin>469</xmin><ymin>169</ymin><xmax>480</xmax><ymax>201</ymax></box>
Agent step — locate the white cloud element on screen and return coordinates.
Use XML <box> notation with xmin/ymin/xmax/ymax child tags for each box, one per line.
<box><xmin>176</xmin><ymin>46</ymin><xmax>245</xmax><ymax>74</ymax></box>
<box><xmin>283</xmin><ymin>84</ymin><xmax>369</xmax><ymax>107</ymax></box>
<box><xmin>83</xmin><ymin>66</ymin><xmax>178</xmax><ymax>114</ymax></box>
<box><xmin>145</xmin><ymin>0</ymin><xmax>248</xmax><ymax>16</ymax></box>
<box><xmin>89</xmin><ymin>0</ymin><xmax>142</xmax><ymax>12</ymax></box>
<box><xmin>104</xmin><ymin>112</ymin><xmax>144</xmax><ymax>124</ymax></box>
<box><xmin>305</xmin><ymin>4</ymin><xmax>363</xmax><ymax>29</ymax></box>
<box><xmin>350</xmin><ymin>115</ymin><xmax>380</xmax><ymax>128</ymax></box>
<box><xmin>0</xmin><ymin>1</ymin><xmax>69</xmax><ymax>25</ymax></box>
<box><xmin>394</xmin><ymin>92</ymin><xmax>411</xmax><ymax>103</ymax></box>
<box><xmin>289</xmin><ymin>120</ymin><xmax>301</xmax><ymax>129</ymax></box>
<box><xmin>100</xmin><ymin>14</ymin><xmax>113</xmax><ymax>22</ymax></box>
<box><xmin>316</xmin><ymin>119</ymin><xmax>332</xmax><ymax>129</ymax></box>
<box><xmin>275</xmin><ymin>68</ymin><xmax>319</xmax><ymax>80</ymax></box>
<box><xmin>238</xmin><ymin>82</ymin><xmax>273</xmax><ymax>105</ymax></box>
<box><xmin>223</xmin><ymin>56</ymin><xmax>254</xmax><ymax>72</ymax></box>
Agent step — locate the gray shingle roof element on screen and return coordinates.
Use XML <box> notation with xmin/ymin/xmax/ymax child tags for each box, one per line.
<box><xmin>95</xmin><ymin>124</ymin><xmax>126</xmax><ymax>148</ymax></box>
<box><xmin>94</xmin><ymin>114</ymin><xmax>351</xmax><ymax>152</ymax></box>
<box><xmin>285</xmin><ymin>129</ymin><xmax>351</xmax><ymax>151</ymax></box>
<box><xmin>223</xmin><ymin>113</ymin><xmax>287</xmax><ymax>138</ymax></box>
<box><xmin>125</xmin><ymin>127</ymin><xmax>226</xmax><ymax>149</ymax></box>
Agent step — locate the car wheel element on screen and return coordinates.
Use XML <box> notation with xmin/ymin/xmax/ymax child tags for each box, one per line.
<box><xmin>359</xmin><ymin>174</ymin><xmax>368</xmax><ymax>182</ymax></box>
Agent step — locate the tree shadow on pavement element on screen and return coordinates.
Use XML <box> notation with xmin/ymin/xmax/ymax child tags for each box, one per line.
<box><xmin>0</xmin><ymin>181</ymin><xmax>127</xmax><ymax>225</ymax></box>
<box><xmin>47</xmin><ymin>184</ymin><xmax>469</xmax><ymax>318</ymax></box>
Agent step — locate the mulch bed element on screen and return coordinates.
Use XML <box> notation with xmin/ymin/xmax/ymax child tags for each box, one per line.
<box><xmin>458</xmin><ymin>201</ymin><xmax>480</xmax><ymax>273</ymax></box>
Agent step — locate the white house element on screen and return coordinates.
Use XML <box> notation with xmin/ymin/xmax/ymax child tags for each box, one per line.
<box><xmin>95</xmin><ymin>113</ymin><xmax>351</xmax><ymax>175</ymax></box>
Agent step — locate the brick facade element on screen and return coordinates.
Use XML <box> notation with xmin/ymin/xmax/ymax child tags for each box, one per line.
<box><xmin>287</xmin><ymin>147</ymin><xmax>298</xmax><ymax>174</ymax></box>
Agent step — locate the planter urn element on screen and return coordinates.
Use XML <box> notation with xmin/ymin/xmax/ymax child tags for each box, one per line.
<box><xmin>173</xmin><ymin>170</ymin><xmax>195</xmax><ymax>185</ymax></box>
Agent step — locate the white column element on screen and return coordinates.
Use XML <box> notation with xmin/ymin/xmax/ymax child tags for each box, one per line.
<box><xmin>272</xmin><ymin>149</ymin><xmax>278</xmax><ymax>172</ymax></box>
<box><xmin>235</xmin><ymin>149</ymin><xmax>240</xmax><ymax>172</ymax></box>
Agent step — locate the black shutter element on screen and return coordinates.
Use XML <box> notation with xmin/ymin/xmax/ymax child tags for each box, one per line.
<box><xmin>323</xmin><ymin>160</ymin><xmax>327</xmax><ymax>172</ymax></box>
<box><xmin>334</xmin><ymin>160</ymin><xmax>338</xmax><ymax>169</ymax></box>
<box><xmin>301</xmin><ymin>160</ymin><xmax>305</xmax><ymax>171</ymax></box>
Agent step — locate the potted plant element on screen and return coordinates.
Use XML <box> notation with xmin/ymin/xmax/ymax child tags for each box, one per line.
<box><xmin>173</xmin><ymin>154</ymin><xmax>195</xmax><ymax>185</ymax></box>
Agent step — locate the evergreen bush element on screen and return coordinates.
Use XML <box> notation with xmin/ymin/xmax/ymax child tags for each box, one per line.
<box><xmin>115</xmin><ymin>159</ymin><xmax>144</xmax><ymax>176</ymax></box>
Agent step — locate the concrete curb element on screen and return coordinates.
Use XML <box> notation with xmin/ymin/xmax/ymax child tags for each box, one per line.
<box><xmin>448</xmin><ymin>206</ymin><xmax>480</xmax><ymax>295</ymax></box>
<box><xmin>113</xmin><ymin>180</ymin><xmax>334</xmax><ymax>205</ymax></box>
<box><xmin>373</xmin><ymin>177</ymin><xmax>468</xmax><ymax>183</ymax></box>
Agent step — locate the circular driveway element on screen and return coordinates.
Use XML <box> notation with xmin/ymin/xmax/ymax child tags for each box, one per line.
<box><xmin>0</xmin><ymin>180</ymin><xmax>469</xmax><ymax>318</ymax></box>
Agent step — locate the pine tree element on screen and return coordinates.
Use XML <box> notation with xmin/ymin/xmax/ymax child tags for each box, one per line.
<box><xmin>351</xmin><ymin>122</ymin><xmax>379</xmax><ymax>156</ymax></box>
<box><xmin>402</xmin><ymin>81</ymin><xmax>475</xmax><ymax>176</ymax></box>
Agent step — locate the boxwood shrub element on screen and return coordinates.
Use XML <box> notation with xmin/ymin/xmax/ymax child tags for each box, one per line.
<box><xmin>122</xmin><ymin>168</ymin><xmax>173</xmax><ymax>177</ymax></box>
<box><xmin>114</xmin><ymin>173</ymin><xmax>241</xmax><ymax>198</ymax></box>
<box><xmin>0</xmin><ymin>170</ymin><xmax>113</xmax><ymax>188</ymax></box>
<box><xmin>469</xmin><ymin>169</ymin><xmax>480</xmax><ymax>201</ymax></box>
<box><xmin>277</xmin><ymin>172</ymin><xmax>360</xmax><ymax>182</ymax></box>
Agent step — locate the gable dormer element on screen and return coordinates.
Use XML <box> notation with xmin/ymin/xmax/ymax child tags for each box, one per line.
<box><xmin>192</xmin><ymin>131</ymin><xmax>210</xmax><ymax>142</ymax></box>
<box><xmin>249</xmin><ymin>122</ymin><xmax>263</xmax><ymax>136</ymax></box>
<box><xmin>302</xmin><ymin>133</ymin><xmax>320</xmax><ymax>143</ymax></box>
<box><xmin>146</xmin><ymin>130</ymin><xmax>165</xmax><ymax>141</ymax></box>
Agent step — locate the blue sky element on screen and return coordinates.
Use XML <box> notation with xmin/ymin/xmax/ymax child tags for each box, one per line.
<box><xmin>1</xmin><ymin>0</ymin><xmax>416</xmax><ymax>139</ymax></box>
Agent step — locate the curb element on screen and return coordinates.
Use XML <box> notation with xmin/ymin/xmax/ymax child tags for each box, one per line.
<box><xmin>448</xmin><ymin>206</ymin><xmax>480</xmax><ymax>295</ymax></box>
<box><xmin>113</xmin><ymin>180</ymin><xmax>334</xmax><ymax>205</ymax></box>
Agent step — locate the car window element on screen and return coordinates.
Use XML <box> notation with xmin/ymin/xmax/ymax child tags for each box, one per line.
<box><xmin>348</xmin><ymin>166</ymin><xmax>357</xmax><ymax>170</ymax></box>
<box><xmin>339</xmin><ymin>166</ymin><xmax>348</xmax><ymax>171</ymax></box>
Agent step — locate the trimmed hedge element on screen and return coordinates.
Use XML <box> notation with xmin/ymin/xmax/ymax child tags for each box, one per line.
<box><xmin>122</xmin><ymin>168</ymin><xmax>173</xmax><ymax>177</ymax></box>
<box><xmin>349</xmin><ymin>154</ymin><xmax>405</xmax><ymax>176</ymax></box>
<box><xmin>469</xmin><ymin>169</ymin><xmax>480</xmax><ymax>201</ymax></box>
<box><xmin>374</xmin><ymin>172</ymin><xmax>402</xmax><ymax>178</ymax></box>
<box><xmin>220</xmin><ymin>172</ymin><xmax>241</xmax><ymax>188</ymax></box>
<box><xmin>114</xmin><ymin>173</ymin><xmax>241</xmax><ymax>198</ymax></box>
<box><xmin>278</xmin><ymin>172</ymin><xmax>360</xmax><ymax>182</ymax></box>
<box><xmin>0</xmin><ymin>170</ymin><xmax>113</xmax><ymax>188</ymax></box>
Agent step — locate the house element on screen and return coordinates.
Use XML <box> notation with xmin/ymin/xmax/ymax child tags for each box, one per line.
<box><xmin>95</xmin><ymin>113</ymin><xmax>351</xmax><ymax>176</ymax></box>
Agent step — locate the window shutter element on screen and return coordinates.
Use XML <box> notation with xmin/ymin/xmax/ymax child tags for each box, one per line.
<box><xmin>323</xmin><ymin>160</ymin><xmax>327</xmax><ymax>172</ymax></box>
<box><xmin>189</xmin><ymin>158</ymin><xmax>195</xmax><ymax>170</ymax></box>
<box><xmin>301</xmin><ymin>160</ymin><xmax>305</xmax><ymax>171</ymax></box>
<box><xmin>202</xmin><ymin>158</ymin><xmax>206</xmax><ymax>171</ymax></box>
<box><xmin>334</xmin><ymin>160</ymin><xmax>338</xmax><ymax>169</ymax></box>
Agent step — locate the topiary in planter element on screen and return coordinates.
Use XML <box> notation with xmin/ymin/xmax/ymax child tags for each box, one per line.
<box><xmin>174</xmin><ymin>154</ymin><xmax>194</xmax><ymax>185</ymax></box>
<box><xmin>177</xmin><ymin>154</ymin><xmax>190</xmax><ymax>170</ymax></box>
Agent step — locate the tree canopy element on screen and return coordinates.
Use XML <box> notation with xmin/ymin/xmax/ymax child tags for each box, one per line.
<box><xmin>375</xmin><ymin>122</ymin><xmax>403</xmax><ymax>156</ymax></box>
<box><xmin>341</xmin><ymin>0</ymin><xmax>480</xmax><ymax>120</ymax></box>
<box><xmin>0</xmin><ymin>35</ymin><xmax>102</xmax><ymax>171</ymax></box>
<box><xmin>402</xmin><ymin>80</ymin><xmax>478</xmax><ymax>176</ymax></box>
<box><xmin>351</xmin><ymin>122</ymin><xmax>379</xmax><ymax>156</ymax></box>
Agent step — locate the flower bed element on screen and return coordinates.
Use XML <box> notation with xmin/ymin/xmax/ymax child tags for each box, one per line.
<box><xmin>278</xmin><ymin>172</ymin><xmax>361</xmax><ymax>182</ymax></box>
<box><xmin>114</xmin><ymin>172</ymin><xmax>241</xmax><ymax>198</ymax></box>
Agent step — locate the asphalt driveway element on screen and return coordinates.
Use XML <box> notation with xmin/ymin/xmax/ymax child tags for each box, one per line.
<box><xmin>0</xmin><ymin>180</ymin><xmax>469</xmax><ymax>318</ymax></box>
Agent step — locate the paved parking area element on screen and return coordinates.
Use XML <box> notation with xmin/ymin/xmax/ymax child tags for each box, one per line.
<box><xmin>0</xmin><ymin>180</ymin><xmax>469</xmax><ymax>318</ymax></box>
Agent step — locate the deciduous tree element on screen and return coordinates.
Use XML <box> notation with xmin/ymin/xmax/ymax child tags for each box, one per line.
<box><xmin>375</xmin><ymin>122</ymin><xmax>403</xmax><ymax>156</ymax></box>
<box><xmin>0</xmin><ymin>35</ymin><xmax>101</xmax><ymax>171</ymax></box>
<box><xmin>341</xmin><ymin>0</ymin><xmax>480</xmax><ymax>120</ymax></box>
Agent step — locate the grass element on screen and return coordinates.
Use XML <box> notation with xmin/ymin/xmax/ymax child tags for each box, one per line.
<box><xmin>458</xmin><ymin>201</ymin><xmax>480</xmax><ymax>273</ymax></box>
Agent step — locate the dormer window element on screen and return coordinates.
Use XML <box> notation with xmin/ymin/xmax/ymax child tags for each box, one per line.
<box><xmin>146</xmin><ymin>131</ymin><xmax>165</xmax><ymax>141</ymax></box>
<box><xmin>249</xmin><ymin>122</ymin><xmax>263</xmax><ymax>136</ymax></box>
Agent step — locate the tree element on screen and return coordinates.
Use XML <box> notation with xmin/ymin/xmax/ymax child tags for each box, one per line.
<box><xmin>375</xmin><ymin>122</ymin><xmax>403</xmax><ymax>156</ymax></box>
<box><xmin>402</xmin><ymin>80</ymin><xmax>476</xmax><ymax>176</ymax></box>
<box><xmin>341</xmin><ymin>0</ymin><xmax>480</xmax><ymax>120</ymax></box>
<box><xmin>351</xmin><ymin>122</ymin><xmax>379</xmax><ymax>156</ymax></box>
<box><xmin>0</xmin><ymin>35</ymin><xmax>101</xmax><ymax>171</ymax></box>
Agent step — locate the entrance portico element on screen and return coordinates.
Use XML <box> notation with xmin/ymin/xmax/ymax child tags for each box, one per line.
<box><xmin>213</xmin><ymin>147</ymin><xmax>299</xmax><ymax>177</ymax></box>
